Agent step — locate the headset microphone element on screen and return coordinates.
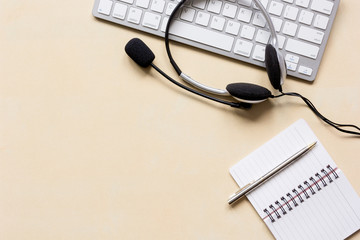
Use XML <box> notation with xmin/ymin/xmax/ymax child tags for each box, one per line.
<box><xmin>125</xmin><ymin>38</ymin><xmax>155</xmax><ymax>68</ymax></box>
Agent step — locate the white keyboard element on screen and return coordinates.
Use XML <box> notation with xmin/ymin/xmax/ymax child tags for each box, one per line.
<box><xmin>93</xmin><ymin>0</ymin><xmax>339</xmax><ymax>81</ymax></box>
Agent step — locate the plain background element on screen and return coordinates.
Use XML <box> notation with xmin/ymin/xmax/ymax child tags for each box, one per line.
<box><xmin>1</xmin><ymin>0</ymin><xmax>360</xmax><ymax>239</ymax></box>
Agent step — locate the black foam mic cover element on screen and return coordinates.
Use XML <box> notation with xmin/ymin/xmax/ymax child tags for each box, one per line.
<box><xmin>125</xmin><ymin>38</ymin><xmax>155</xmax><ymax>68</ymax></box>
<box><xmin>226</xmin><ymin>83</ymin><xmax>272</xmax><ymax>102</ymax></box>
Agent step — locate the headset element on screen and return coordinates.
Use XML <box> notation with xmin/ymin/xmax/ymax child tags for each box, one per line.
<box><xmin>165</xmin><ymin>0</ymin><xmax>286</xmax><ymax>104</ymax></box>
<box><xmin>125</xmin><ymin>0</ymin><xmax>360</xmax><ymax>136</ymax></box>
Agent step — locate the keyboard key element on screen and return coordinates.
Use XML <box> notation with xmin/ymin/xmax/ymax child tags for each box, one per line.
<box><xmin>238</xmin><ymin>0</ymin><xmax>252</xmax><ymax>7</ymax></box>
<box><xmin>160</xmin><ymin>17</ymin><xmax>168</xmax><ymax>32</ymax></box>
<box><xmin>180</xmin><ymin>8</ymin><xmax>196</xmax><ymax>22</ymax></box>
<box><xmin>195</xmin><ymin>12</ymin><xmax>210</xmax><ymax>26</ymax></box>
<box><xmin>113</xmin><ymin>3</ymin><xmax>128</xmax><ymax>20</ymax></box>
<box><xmin>299</xmin><ymin>10</ymin><xmax>314</xmax><ymax>25</ymax></box>
<box><xmin>253</xmin><ymin>12</ymin><xmax>266</xmax><ymax>27</ymax></box>
<box><xmin>256</xmin><ymin>29</ymin><xmax>270</xmax><ymax>44</ymax></box>
<box><xmin>254</xmin><ymin>0</ymin><xmax>269</xmax><ymax>10</ymax></box>
<box><xmin>298</xmin><ymin>65</ymin><xmax>313</xmax><ymax>76</ymax></box>
<box><xmin>271</xmin><ymin>17</ymin><xmax>283</xmax><ymax>32</ymax></box>
<box><xmin>282</xmin><ymin>21</ymin><xmax>298</xmax><ymax>36</ymax></box>
<box><xmin>314</xmin><ymin>14</ymin><xmax>329</xmax><ymax>30</ymax></box>
<box><xmin>241</xmin><ymin>25</ymin><xmax>256</xmax><ymax>40</ymax></box>
<box><xmin>223</xmin><ymin>3</ymin><xmax>238</xmax><ymax>18</ymax></box>
<box><xmin>311</xmin><ymin>0</ymin><xmax>334</xmax><ymax>15</ymax></box>
<box><xmin>234</xmin><ymin>39</ymin><xmax>253</xmax><ymax>57</ymax></box>
<box><xmin>284</xmin><ymin>6</ymin><xmax>299</xmax><ymax>20</ymax></box>
<box><xmin>208</xmin><ymin>0</ymin><xmax>223</xmax><ymax>14</ymax></box>
<box><xmin>210</xmin><ymin>16</ymin><xmax>226</xmax><ymax>31</ymax></box>
<box><xmin>136</xmin><ymin>0</ymin><xmax>150</xmax><ymax>8</ymax></box>
<box><xmin>295</xmin><ymin>0</ymin><xmax>310</xmax><ymax>8</ymax></box>
<box><xmin>286</xmin><ymin>61</ymin><xmax>297</xmax><ymax>71</ymax></box>
<box><xmin>151</xmin><ymin>0</ymin><xmax>165</xmax><ymax>13</ymax></box>
<box><xmin>192</xmin><ymin>0</ymin><xmax>206</xmax><ymax>9</ymax></box>
<box><xmin>285</xmin><ymin>54</ymin><xmax>299</xmax><ymax>64</ymax></box>
<box><xmin>237</xmin><ymin>8</ymin><xmax>252</xmax><ymax>23</ymax></box>
<box><xmin>269</xmin><ymin>1</ymin><xmax>284</xmax><ymax>16</ymax></box>
<box><xmin>142</xmin><ymin>12</ymin><xmax>161</xmax><ymax>29</ymax></box>
<box><xmin>286</xmin><ymin>38</ymin><xmax>319</xmax><ymax>59</ymax></box>
<box><xmin>253</xmin><ymin>45</ymin><xmax>266</xmax><ymax>62</ymax></box>
<box><xmin>298</xmin><ymin>26</ymin><xmax>324</xmax><ymax>44</ymax></box>
<box><xmin>165</xmin><ymin>2</ymin><xmax>177</xmax><ymax>15</ymax></box>
<box><xmin>168</xmin><ymin>20</ymin><xmax>235</xmax><ymax>51</ymax></box>
<box><xmin>98</xmin><ymin>0</ymin><xmax>113</xmax><ymax>15</ymax></box>
<box><xmin>277</xmin><ymin>35</ymin><xmax>285</xmax><ymax>49</ymax></box>
<box><xmin>283</xmin><ymin>0</ymin><xmax>293</xmax><ymax>3</ymax></box>
<box><xmin>127</xmin><ymin>7</ymin><xmax>142</xmax><ymax>24</ymax></box>
<box><xmin>225</xmin><ymin>20</ymin><xmax>241</xmax><ymax>35</ymax></box>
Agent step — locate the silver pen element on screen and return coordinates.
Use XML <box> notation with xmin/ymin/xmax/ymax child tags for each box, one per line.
<box><xmin>228</xmin><ymin>141</ymin><xmax>317</xmax><ymax>205</ymax></box>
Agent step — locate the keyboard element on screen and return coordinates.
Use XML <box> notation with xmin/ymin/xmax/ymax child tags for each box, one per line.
<box><xmin>93</xmin><ymin>0</ymin><xmax>339</xmax><ymax>81</ymax></box>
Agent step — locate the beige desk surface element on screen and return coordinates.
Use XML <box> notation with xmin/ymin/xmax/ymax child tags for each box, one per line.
<box><xmin>1</xmin><ymin>0</ymin><xmax>360</xmax><ymax>239</ymax></box>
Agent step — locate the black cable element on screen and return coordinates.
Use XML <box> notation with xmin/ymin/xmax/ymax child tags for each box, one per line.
<box><xmin>273</xmin><ymin>92</ymin><xmax>360</xmax><ymax>136</ymax></box>
<box><xmin>151</xmin><ymin>63</ymin><xmax>251</xmax><ymax>109</ymax></box>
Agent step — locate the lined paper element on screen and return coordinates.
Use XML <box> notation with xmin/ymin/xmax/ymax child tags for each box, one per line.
<box><xmin>230</xmin><ymin>119</ymin><xmax>360</xmax><ymax>240</ymax></box>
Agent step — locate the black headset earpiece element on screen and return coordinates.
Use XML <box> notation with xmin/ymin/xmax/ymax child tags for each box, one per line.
<box><xmin>265</xmin><ymin>44</ymin><xmax>283</xmax><ymax>91</ymax></box>
<box><xmin>226</xmin><ymin>83</ymin><xmax>273</xmax><ymax>104</ymax></box>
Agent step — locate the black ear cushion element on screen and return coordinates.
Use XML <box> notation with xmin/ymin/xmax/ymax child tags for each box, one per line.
<box><xmin>265</xmin><ymin>44</ymin><xmax>282</xmax><ymax>90</ymax></box>
<box><xmin>226</xmin><ymin>83</ymin><xmax>272</xmax><ymax>101</ymax></box>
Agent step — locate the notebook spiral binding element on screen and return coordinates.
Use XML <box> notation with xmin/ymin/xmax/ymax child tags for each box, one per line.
<box><xmin>263</xmin><ymin>165</ymin><xmax>339</xmax><ymax>223</ymax></box>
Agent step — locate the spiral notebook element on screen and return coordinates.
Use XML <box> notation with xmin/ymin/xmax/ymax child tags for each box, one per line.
<box><xmin>230</xmin><ymin>119</ymin><xmax>360</xmax><ymax>240</ymax></box>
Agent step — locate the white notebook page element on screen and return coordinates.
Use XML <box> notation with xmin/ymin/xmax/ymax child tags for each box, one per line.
<box><xmin>230</xmin><ymin>119</ymin><xmax>360</xmax><ymax>240</ymax></box>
